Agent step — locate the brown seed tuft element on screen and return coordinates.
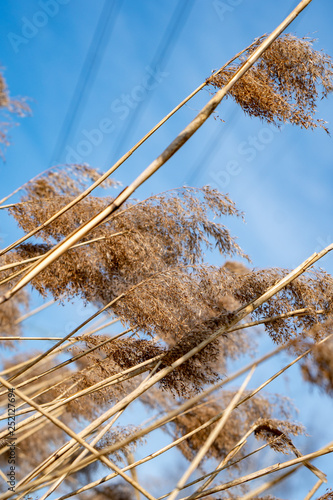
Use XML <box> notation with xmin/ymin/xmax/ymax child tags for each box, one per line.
<box><xmin>208</xmin><ymin>34</ymin><xmax>333</xmax><ymax>132</ymax></box>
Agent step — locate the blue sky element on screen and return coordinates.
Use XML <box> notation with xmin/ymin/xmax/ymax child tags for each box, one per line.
<box><xmin>1</xmin><ymin>0</ymin><xmax>333</xmax><ymax>497</ymax></box>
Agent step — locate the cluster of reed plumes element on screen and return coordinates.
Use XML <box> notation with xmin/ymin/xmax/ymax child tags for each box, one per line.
<box><xmin>1</xmin><ymin>15</ymin><xmax>333</xmax><ymax>500</ymax></box>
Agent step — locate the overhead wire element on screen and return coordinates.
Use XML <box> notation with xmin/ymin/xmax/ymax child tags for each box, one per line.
<box><xmin>49</xmin><ymin>0</ymin><xmax>123</xmax><ymax>166</ymax></box>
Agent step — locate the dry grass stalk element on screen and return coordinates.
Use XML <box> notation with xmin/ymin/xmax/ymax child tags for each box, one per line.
<box><xmin>302</xmin><ymin>479</ymin><xmax>325</xmax><ymax>500</ymax></box>
<box><xmin>0</xmin><ymin>356</ymin><xmax>161</xmax><ymax>488</ymax></box>
<box><xmin>6</xmin><ymin>293</ymin><xmax>126</xmax><ymax>383</ymax></box>
<box><xmin>46</xmin><ymin>331</ymin><xmax>330</xmax><ymax>496</ymax></box>
<box><xmin>4</xmin><ymin>430</ymin><xmax>322</xmax><ymax>500</ymax></box>
<box><xmin>168</xmin><ymin>368</ymin><xmax>255</xmax><ymax>500</ymax></box>
<box><xmin>0</xmin><ymin>350</ymin><xmax>156</xmax><ymax>451</ymax></box>
<box><xmin>0</xmin><ymin>234</ymin><xmax>124</xmax><ymax>273</ymax></box>
<box><xmin>254</xmin><ymin>419</ymin><xmax>326</xmax><ymax>481</ymax></box>
<box><xmin>0</xmin><ymin>36</ymin><xmax>260</xmax><ymax>254</ymax></box>
<box><xmin>0</xmin><ymin>70</ymin><xmax>29</xmax><ymax>158</ymax></box>
<box><xmin>1</xmin><ymin>270</ymin><xmax>330</xmax><ymax>496</ymax></box>
<box><xmin>159</xmin><ymin>434</ymin><xmax>274</xmax><ymax>500</ymax></box>
<box><xmin>0</xmin><ymin>351</ymin><xmax>278</xmax><ymax>497</ymax></box>
<box><xmin>0</xmin><ymin>373</ymin><xmax>155</xmax><ymax>500</ymax></box>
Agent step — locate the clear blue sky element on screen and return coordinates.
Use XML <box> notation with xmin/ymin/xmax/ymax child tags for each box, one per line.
<box><xmin>1</xmin><ymin>1</ymin><xmax>333</xmax><ymax>498</ymax></box>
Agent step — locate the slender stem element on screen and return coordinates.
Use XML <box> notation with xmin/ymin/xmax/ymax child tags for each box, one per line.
<box><xmin>238</xmin><ymin>467</ymin><xmax>300</xmax><ymax>500</ymax></box>
<box><xmin>21</xmin><ymin>343</ymin><xmax>286</xmax><ymax>483</ymax></box>
<box><xmin>37</xmin><ymin>409</ymin><xmax>126</xmax><ymax>500</ymax></box>
<box><xmin>228</xmin><ymin>308</ymin><xmax>326</xmax><ymax>333</ymax></box>
<box><xmin>303</xmin><ymin>479</ymin><xmax>325</xmax><ymax>500</ymax></box>
<box><xmin>6</xmin><ymin>264</ymin><xmax>181</xmax><ymax>382</ymax></box>
<box><xmin>186</xmin><ymin>425</ymin><xmax>258</xmax><ymax>498</ymax></box>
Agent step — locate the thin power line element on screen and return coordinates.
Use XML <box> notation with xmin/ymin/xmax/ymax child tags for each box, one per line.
<box><xmin>49</xmin><ymin>0</ymin><xmax>123</xmax><ymax>166</ymax></box>
<box><xmin>106</xmin><ymin>0</ymin><xmax>195</xmax><ymax>165</ymax></box>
